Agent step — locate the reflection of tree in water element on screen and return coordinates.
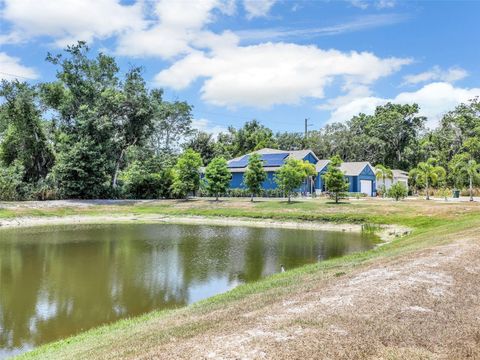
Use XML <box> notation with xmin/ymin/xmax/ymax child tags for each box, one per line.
<box><xmin>0</xmin><ymin>224</ymin><xmax>376</xmax><ymax>356</ymax></box>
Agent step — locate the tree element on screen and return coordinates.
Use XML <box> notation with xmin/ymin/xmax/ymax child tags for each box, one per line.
<box><xmin>412</xmin><ymin>158</ymin><xmax>446</xmax><ymax>200</ymax></box>
<box><xmin>41</xmin><ymin>42</ymin><xmax>155</xmax><ymax>196</ymax></box>
<box><xmin>183</xmin><ymin>131</ymin><xmax>217</xmax><ymax>165</ymax></box>
<box><xmin>387</xmin><ymin>182</ymin><xmax>408</xmax><ymax>201</ymax></box>
<box><xmin>451</xmin><ymin>153</ymin><xmax>480</xmax><ymax>201</ymax></box>
<box><xmin>375</xmin><ymin>165</ymin><xmax>393</xmax><ymax>197</ymax></box>
<box><xmin>53</xmin><ymin>137</ymin><xmax>111</xmax><ymax>199</ymax></box>
<box><xmin>171</xmin><ymin>149</ymin><xmax>203</xmax><ymax>199</ymax></box>
<box><xmin>368</xmin><ymin>103</ymin><xmax>426</xmax><ymax>169</ymax></box>
<box><xmin>204</xmin><ymin>157</ymin><xmax>231</xmax><ymax>201</ymax></box>
<box><xmin>0</xmin><ymin>80</ymin><xmax>54</xmax><ymax>183</ymax></box>
<box><xmin>322</xmin><ymin>155</ymin><xmax>349</xmax><ymax>204</ymax></box>
<box><xmin>275</xmin><ymin>159</ymin><xmax>316</xmax><ymax>203</ymax></box>
<box><xmin>149</xmin><ymin>91</ymin><xmax>194</xmax><ymax>155</ymax></box>
<box><xmin>243</xmin><ymin>153</ymin><xmax>267</xmax><ymax>201</ymax></box>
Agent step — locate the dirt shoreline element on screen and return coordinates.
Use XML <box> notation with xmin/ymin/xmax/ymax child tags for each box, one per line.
<box><xmin>0</xmin><ymin>213</ymin><xmax>409</xmax><ymax>242</ymax></box>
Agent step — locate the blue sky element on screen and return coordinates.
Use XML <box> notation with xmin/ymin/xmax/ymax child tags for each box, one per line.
<box><xmin>1</xmin><ymin>0</ymin><xmax>479</xmax><ymax>134</ymax></box>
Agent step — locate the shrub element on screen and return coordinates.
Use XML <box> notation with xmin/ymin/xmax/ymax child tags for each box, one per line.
<box><xmin>387</xmin><ymin>182</ymin><xmax>408</xmax><ymax>201</ymax></box>
<box><xmin>120</xmin><ymin>161</ymin><xmax>173</xmax><ymax>199</ymax></box>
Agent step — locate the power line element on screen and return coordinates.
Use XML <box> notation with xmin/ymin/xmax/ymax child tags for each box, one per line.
<box><xmin>0</xmin><ymin>71</ymin><xmax>38</xmax><ymax>81</ymax></box>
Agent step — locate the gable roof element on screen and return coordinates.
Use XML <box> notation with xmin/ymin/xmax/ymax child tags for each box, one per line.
<box><xmin>316</xmin><ymin>160</ymin><xmax>375</xmax><ymax>176</ymax></box>
<box><xmin>340</xmin><ymin>162</ymin><xmax>374</xmax><ymax>176</ymax></box>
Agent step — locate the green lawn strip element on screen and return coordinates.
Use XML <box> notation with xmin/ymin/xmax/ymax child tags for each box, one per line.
<box><xmin>16</xmin><ymin>213</ymin><xmax>480</xmax><ymax>360</ymax></box>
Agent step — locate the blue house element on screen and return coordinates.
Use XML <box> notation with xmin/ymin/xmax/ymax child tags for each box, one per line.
<box><xmin>224</xmin><ymin>148</ymin><xmax>377</xmax><ymax>196</ymax></box>
<box><xmin>227</xmin><ymin>148</ymin><xmax>318</xmax><ymax>192</ymax></box>
<box><xmin>316</xmin><ymin>160</ymin><xmax>377</xmax><ymax>196</ymax></box>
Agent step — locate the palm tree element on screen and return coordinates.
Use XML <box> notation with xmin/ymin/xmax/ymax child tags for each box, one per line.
<box><xmin>454</xmin><ymin>157</ymin><xmax>480</xmax><ymax>201</ymax></box>
<box><xmin>375</xmin><ymin>165</ymin><xmax>393</xmax><ymax>197</ymax></box>
<box><xmin>412</xmin><ymin>158</ymin><xmax>446</xmax><ymax>200</ymax></box>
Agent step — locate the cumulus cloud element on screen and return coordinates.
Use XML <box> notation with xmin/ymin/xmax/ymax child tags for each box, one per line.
<box><xmin>243</xmin><ymin>0</ymin><xmax>277</xmax><ymax>19</ymax></box>
<box><xmin>1</xmin><ymin>0</ymin><xmax>145</xmax><ymax>46</ymax></box>
<box><xmin>154</xmin><ymin>42</ymin><xmax>411</xmax><ymax>108</ymax></box>
<box><xmin>403</xmin><ymin>66</ymin><xmax>468</xmax><ymax>85</ymax></box>
<box><xmin>0</xmin><ymin>52</ymin><xmax>38</xmax><ymax>80</ymax></box>
<box><xmin>325</xmin><ymin>82</ymin><xmax>480</xmax><ymax>129</ymax></box>
<box><xmin>115</xmin><ymin>0</ymin><xmax>237</xmax><ymax>59</ymax></box>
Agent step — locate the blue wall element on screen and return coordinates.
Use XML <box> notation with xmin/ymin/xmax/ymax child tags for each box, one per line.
<box><xmin>315</xmin><ymin>164</ymin><xmax>376</xmax><ymax>196</ymax></box>
<box><xmin>229</xmin><ymin>171</ymin><xmax>277</xmax><ymax>189</ymax></box>
<box><xmin>227</xmin><ymin>152</ymin><xmax>376</xmax><ymax>196</ymax></box>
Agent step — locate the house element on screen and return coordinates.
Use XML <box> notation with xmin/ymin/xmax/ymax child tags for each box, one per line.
<box><xmin>227</xmin><ymin>148</ymin><xmax>318</xmax><ymax>193</ymax></box>
<box><xmin>316</xmin><ymin>161</ymin><xmax>377</xmax><ymax>196</ymax></box>
<box><xmin>224</xmin><ymin>148</ymin><xmax>377</xmax><ymax>196</ymax></box>
<box><xmin>376</xmin><ymin>169</ymin><xmax>409</xmax><ymax>192</ymax></box>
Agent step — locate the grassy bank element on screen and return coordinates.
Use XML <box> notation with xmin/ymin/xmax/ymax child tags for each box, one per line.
<box><xmin>7</xmin><ymin>198</ymin><xmax>480</xmax><ymax>359</ymax></box>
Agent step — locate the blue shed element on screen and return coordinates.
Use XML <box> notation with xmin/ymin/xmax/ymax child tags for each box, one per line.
<box><xmin>316</xmin><ymin>161</ymin><xmax>376</xmax><ymax>196</ymax></box>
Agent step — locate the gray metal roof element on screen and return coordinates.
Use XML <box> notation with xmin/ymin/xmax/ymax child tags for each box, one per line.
<box><xmin>392</xmin><ymin>169</ymin><xmax>409</xmax><ymax>179</ymax></box>
<box><xmin>340</xmin><ymin>162</ymin><xmax>372</xmax><ymax>176</ymax></box>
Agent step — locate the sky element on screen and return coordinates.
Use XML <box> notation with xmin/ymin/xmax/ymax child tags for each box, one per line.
<box><xmin>1</xmin><ymin>0</ymin><xmax>479</xmax><ymax>134</ymax></box>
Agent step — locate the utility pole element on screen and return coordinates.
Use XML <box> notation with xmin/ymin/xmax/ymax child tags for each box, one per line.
<box><xmin>304</xmin><ymin>118</ymin><xmax>308</xmax><ymax>140</ymax></box>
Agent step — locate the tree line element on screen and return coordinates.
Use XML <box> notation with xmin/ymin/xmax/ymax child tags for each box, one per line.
<box><xmin>0</xmin><ymin>42</ymin><xmax>479</xmax><ymax>200</ymax></box>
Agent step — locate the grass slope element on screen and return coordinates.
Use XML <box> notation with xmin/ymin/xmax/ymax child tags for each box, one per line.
<box><xmin>5</xmin><ymin>198</ymin><xmax>480</xmax><ymax>359</ymax></box>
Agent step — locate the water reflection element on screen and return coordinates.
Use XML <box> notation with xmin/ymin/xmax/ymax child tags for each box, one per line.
<box><xmin>0</xmin><ymin>223</ymin><xmax>377</xmax><ymax>357</ymax></box>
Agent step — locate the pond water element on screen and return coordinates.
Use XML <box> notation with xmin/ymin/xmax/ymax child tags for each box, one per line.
<box><xmin>0</xmin><ymin>223</ymin><xmax>378</xmax><ymax>358</ymax></box>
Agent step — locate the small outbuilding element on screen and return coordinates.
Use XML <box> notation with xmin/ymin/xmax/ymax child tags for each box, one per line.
<box><xmin>316</xmin><ymin>161</ymin><xmax>377</xmax><ymax>196</ymax></box>
<box><xmin>376</xmin><ymin>169</ymin><xmax>409</xmax><ymax>192</ymax></box>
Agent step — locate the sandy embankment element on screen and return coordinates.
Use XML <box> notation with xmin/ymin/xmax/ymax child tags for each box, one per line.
<box><xmin>0</xmin><ymin>213</ymin><xmax>409</xmax><ymax>242</ymax></box>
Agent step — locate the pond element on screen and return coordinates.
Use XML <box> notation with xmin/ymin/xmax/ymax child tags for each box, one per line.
<box><xmin>0</xmin><ymin>223</ymin><xmax>378</xmax><ymax>358</ymax></box>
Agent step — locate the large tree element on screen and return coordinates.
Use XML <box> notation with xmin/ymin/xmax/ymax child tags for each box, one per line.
<box><xmin>149</xmin><ymin>91</ymin><xmax>194</xmax><ymax>156</ymax></box>
<box><xmin>183</xmin><ymin>131</ymin><xmax>217</xmax><ymax>165</ymax></box>
<box><xmin>41</xmin><ymin>42</ymin><xmax>155</xmax><ymax>196</ymax></box>
<box><xmin>0</xmin><ymin>80</ymin><xmax>54</xmax><ymax>183</ymax></box>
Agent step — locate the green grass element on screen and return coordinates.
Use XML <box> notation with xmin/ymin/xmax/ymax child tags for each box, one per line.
<box><xmin>4</xmin><ymin>198</ymin><xmax>480</xmax><ymax>359</ymax></box>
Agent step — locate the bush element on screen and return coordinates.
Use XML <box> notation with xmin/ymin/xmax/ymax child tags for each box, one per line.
<box><xmin>387</xmin><ymin>182</ymin><xmax>408</xmax><ymax>201</ymax></box>
<box><xmin>0</xmin><ymin>161</ymin><xmax>28</xmax><ymax>200</ymax></box>
<box><xmin>120</xmin><ymin>161</ymin><xmax>173</xmax><ymax>199</ymax></box>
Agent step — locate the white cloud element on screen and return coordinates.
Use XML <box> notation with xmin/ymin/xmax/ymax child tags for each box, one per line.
<box><xmin>0</xmin><ymin>52</ymin><xmax>38</xmax><ymax>80</ymax></box>
<box><xmin>403</xmin><ymin>66</ymin><xmax>468</xmax><ymax>85</ymax></box>
<box><xmin>192</xmin><ymin>118</ymin><xmax>228</xmax><ymax>136</ymax></box>
<box><xmin>350</xmin><ymin>0</ymin><xmax>396</xmax><ymax>9</ymax></box>
<box><xmin>155</xmin><ymin>42</ymin><xmax>411</xmax><ymax>108</ymax></box>
<box><xmin>243</xmin><ymin>0</ymin><xmax>277</xmax><ymax>19</ymax></box>
<box><xmin>1</xmin><ymin>0</ymin><xmax>145</xmax><ymax>46</ymax></box>
<box><xmin>236</xmin><ymin>14</ymin><xmax>410</xmax><ymax>42</ymax></box>
<box><xmin>115</xmin><ymin>0</ymin><xmax>236</xmax><ymax>59</ymax></box>
<box><xmin>325</xmin><ymin>82</ymin><xmax>480</xmax><ymax>129</ymax></box>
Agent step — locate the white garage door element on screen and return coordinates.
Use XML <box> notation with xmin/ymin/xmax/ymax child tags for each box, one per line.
<box><xmin>360</xmin><ymin>180</ymin><xmax>372</xmax><ymax>196</ymax></box>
